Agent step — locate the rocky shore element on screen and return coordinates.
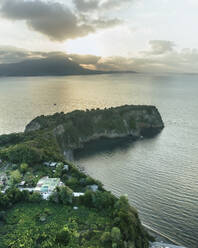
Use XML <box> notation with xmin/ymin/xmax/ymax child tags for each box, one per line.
<box><xmin>25</xmin><ymin>105</ymin><xmax>164</xmax><ymax>160</ymax></box>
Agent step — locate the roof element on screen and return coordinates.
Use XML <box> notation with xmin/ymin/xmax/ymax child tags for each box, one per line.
<box><xmin>41</xmin><ymin>186</ymin><xmax>49</xmax><ymax>193</ymax></box>
<box><xmin>88</xmin><ymin>184</ymin><xmax>99</xmax><ymax>192</ymax></box>
<box><xmin>19</xmin><ymin>181</ymin><xmax>25</xmax><ymax>186</ymax></box>
<box><xmin>63</xmin><ymin>164</ymin><xmax>69</xmax><ymax>170</ymax></box>
<box><xmin>36</xmin><ymin>177</ymin><xmax>62</xmax><ymax>192</ymax></box>
<box><xmin>50</xmin><ymin>162</ymin><xmax>57</xmax><ymax>167</ymax></box>
<box><xmin>73</xmin><ymin>192</ymin><xmax>85</xmax><ymax>197</ymax></box>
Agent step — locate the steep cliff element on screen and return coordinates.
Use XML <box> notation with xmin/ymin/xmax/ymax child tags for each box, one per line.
<box><xmin>25</xmin><ymin>105</ymin><xmax>164</xmax><ymax>157</ymax></box>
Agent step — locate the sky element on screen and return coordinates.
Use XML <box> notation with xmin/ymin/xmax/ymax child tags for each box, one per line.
<box><xmin>0</xmin><ymin>0</ymin><xmax>198</xmax><ymax>73</ymax></box>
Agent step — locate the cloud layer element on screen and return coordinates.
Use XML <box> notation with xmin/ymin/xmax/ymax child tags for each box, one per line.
<box><xmin>1</xmin><ymin>41</ymin><xmax>198</xmax><ymax>73</ymax></box>
<box><xmin>73</xmin><ymin>0</ymin><xmax>131</xmax><ymax>12</ymax></box>
<box><xmin>0</xmin><ymin>0</ymin><xmax>123</xmax><ymax>41</ymax></box>
<box><xmin>144</xmin><ymin>40</ymin><xmax>176</xmax><ymax>55</ymax></box>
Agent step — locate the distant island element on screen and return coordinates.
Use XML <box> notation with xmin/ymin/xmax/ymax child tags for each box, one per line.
<box><xmin>0</xmin><ymin>105</ymin><xmax>164</xmax><ymax>248</ymax></box>
<box><xmin>0</xmin><ymin>56</ymin><xmax>136</xmax><ymax>77</ymax></box>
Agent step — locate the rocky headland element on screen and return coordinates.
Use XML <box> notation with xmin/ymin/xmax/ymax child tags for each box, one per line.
<box><xmin>24</xmin><ymin>105</ymin><xmax>164</xmax><ymax>160</ymax></box>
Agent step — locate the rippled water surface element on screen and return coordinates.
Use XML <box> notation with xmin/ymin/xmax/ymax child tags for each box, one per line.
<box><xmin>0</xmin><ymin>73</ymin><xmax>197</xmax><ymax>247</ymax></box>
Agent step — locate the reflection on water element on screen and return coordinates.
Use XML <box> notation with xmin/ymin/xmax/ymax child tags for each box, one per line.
<box><xmin>75</xmin><ymin>137</ymin><xmax>137</xmax><ymax>159</ymax></box>
<box><xmin>0</xmin><ymin>73</ymin><xmax>198</xmax><ymax>248</ymax></box>
<box><xmin>75</xmin><ymin>129</ymin><xmax>198</xmax><ymax>248</ymax></box>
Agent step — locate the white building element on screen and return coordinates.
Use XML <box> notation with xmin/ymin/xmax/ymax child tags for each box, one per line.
<box><xmin>73</xmin><ymin>192</ymin><xmax>85</xmax><ymax>197</ymax></box>
<box><xmin>63</xmin><ymin>164</ymin><xmax>69</xmax><ymax>171</ymax></box>
<box><xmin>88</xmin><ymin>184</ymin><xmax>99</xmax><ymax>192</ymax></box>
<box><xmin>35</xmin><ymin>176</ymin><xmax>64</xmax><ymax>199</ymax></box>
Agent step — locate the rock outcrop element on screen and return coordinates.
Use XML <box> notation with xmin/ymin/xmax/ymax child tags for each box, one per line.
<box><xmin>25</xmin><ymin>105</ymin><xmax>164</xmax><ymax>157</ymax></box>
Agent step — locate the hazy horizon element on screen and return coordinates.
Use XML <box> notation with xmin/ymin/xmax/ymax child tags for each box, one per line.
<box><xmin>0</xmin><ymin>0</ymin><xmax>198</xmax><ymax>74</ymax></box>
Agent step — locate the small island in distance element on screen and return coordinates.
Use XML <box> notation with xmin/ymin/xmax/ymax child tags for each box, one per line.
<box><xmin>0</xmin><ymin>105</ymin><xmax>165</xmax><ymax>248</ymax></box>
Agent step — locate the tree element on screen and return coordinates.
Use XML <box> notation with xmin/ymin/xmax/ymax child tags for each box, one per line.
<box><xmin>67</xmin><ymin>177</ymin><xmax>78</xmax><ymax>187</ymax></box>
<box><xmin>56</xmin><ymin>226</ymin><xmax>70</xmax><ymax>245</ymax></box>
<box><xmin>29</xmin><ymin>192</ymin><xmax>42</xmax><ymax>203</ymax></box>
<box><xmin>54</xmin><ymin>162</ymin><xmax>64</xmax><ymax>177</ymax></box>
<box><xmin>20</xmin><ymin>163</ymin><xmax>28</xmax><ymax>173</ymax></box>
<box><xmin>113</xmin><ymin>196</ymin><xmax>138</xmax><ymax>242</ymax></box>
<box><xmin>111</xmin><ymin>227</ymin><xmax>121</xmax><ymax>243</ymax></box>
<box><xmin>93</xmin><ymin>191</ymin><xmax>116</xmax><ymax>210</ymax></box>
<box><xmin>79</xmin><ymin>190</ymin><xmax>94</xmax><ymax>207</ymax></box>
<box><xmin>24</xmin><ymin>173</ymin><xmax>37</xmax><ymax>187</ymax></box>
<box><xmin>2</xmin><ymin>187</ymin><xmax>28</xmax><ymax>207</ymax></box>
<box><xmin>10</xmin><ymin>169</ymin><xmax>22</xmax><ymax>184</ymax></box>
<box><xmin>100</xmin><ymin>231</ymin><xmax>111</xmax><ymax>244</ymax></box>
<box><xmin>57</xmin><ymin>186</ymin><xmax>73</xmax><ymax>204</ymax></box>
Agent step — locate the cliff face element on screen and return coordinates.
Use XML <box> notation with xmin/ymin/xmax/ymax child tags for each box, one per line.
<box><xmin>25</xmin><ymin>105</ymin><xmax>164</xmax><ymax>156</ymax></box>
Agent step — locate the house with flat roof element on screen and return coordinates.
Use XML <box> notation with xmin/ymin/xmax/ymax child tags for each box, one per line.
<box><xmin>35</xmin><ymin>176</ymin><xmax>64</xmax><ymax>198</ymax></box>
<box><xmin>43</xmin><ymin>162</ymin><xmax>57</xmax><ymax>167</ymax></box>
<box><xmin>73</xmin><ymin>192</ymin><xmax>84</xmax><ymax>197</ymax></box>
<box><xmin>87</xmin><ymin>184</ymin><xmax>98</xmax><ymax>192</ymax></box>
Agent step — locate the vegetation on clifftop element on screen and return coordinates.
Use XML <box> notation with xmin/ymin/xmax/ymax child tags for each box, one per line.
<box><xmin>0</xmin><ymin>105</ymin><xmax>161</xmax><ymax>247</ymax></box>
<box><xmin>0</xmin><ymin>160</ymin><xmax>152</xmax><ymax>248</ymax></box>
<box><xmin>0</xmin><ymin>194</ymin><xmax>151</xmax><ymax>248</ymax></box>
<box><xmin>0</xmin><ymin>105</ymin><xmax>164</xmax><ymax>165</ymax></box>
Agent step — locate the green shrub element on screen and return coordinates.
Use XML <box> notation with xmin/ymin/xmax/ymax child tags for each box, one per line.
<box><xmin>10</xmin><ymin>169</ymin><xmax>22</xmax><ymax>184</ymax></box>
<box><xmin>0</xmin><ymin>144</ymin><xmax>44</xmax><ymax>164</ymax></box>
<box><xmin>112</xmin><ymin>243</ymin><xmax>117</xmax><ymax>248</ymax></box>
<box><xmin>57</xmin><ymin>186</ymin><xmax>73</xmax><ymax>204</ymax></box>
<box><xmin>67</xmin><ymin>177</ymin><xmax>78</xmax><ymax>187</ymax></box>
<box><xmin>56</xmin><ymin>226</ymin><xmax>70</xmax><ymax>245</ymax></box>
<box><xmin>100</xmin><ymin>231</ymin><xmax>111</xmax><ymax>244</ymax></box>
<box><xmin>24</xmin><ymin>173</ymin><xmax>37</xmax><ymax>187</ymax></box>
<box><xmin>111</xmin><ymin>227</ymin><xmax>121</xmax><ymax>242</ymax></box>
<box><xmin>20</xmin><ymin>163</ymin><xmax>28</xmax><ymax>173</ymax></box>
<box><xmin>29</xmin><ymin>192</ymin><xmax>42</xmax><ymax>203</ymax></box>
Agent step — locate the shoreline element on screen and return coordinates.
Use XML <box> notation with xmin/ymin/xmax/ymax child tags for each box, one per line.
<box><xmin>143</xmin><ymin>223</ymin><xmax>185</xmax><ymax>247</ymax></box>
<box><xmin>76</xmin><ymin>164</ymin><xmax>186</xmax><ymax>248</ymax></box>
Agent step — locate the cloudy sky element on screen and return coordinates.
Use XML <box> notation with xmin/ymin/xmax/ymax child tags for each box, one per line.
<box><xmin>0</xmin><ymin>0</ymin><xmax>198</xmax><ymax>73</ymax></box>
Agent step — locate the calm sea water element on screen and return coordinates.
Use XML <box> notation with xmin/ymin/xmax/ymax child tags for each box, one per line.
<box><xmin>0</xmin><ymin>73</ymin><xmax>197</xmax><ymax>247</ymax></box>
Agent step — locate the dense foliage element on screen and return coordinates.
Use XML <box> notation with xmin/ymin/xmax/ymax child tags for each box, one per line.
<box><xmin>0</xmin><ymin>130</ymin><xmax>63</xmax><ymax>165</ymax></box>
<box><xmin>0</xmin><ymin>158</ymin><xmax>152</xmax><ymax>248</ymax></box>
<box><xmin>0</xmin><ymin>105</ymin><xmax>159</xmax><ymax>247</ymax></box>
<box><xmin>25</xmin><ymin>105</ymin><xmax>160</xmax><ymax>132</ymax></box>
<box><xmin>0</xmin><ymin>189</ymin><xmax>151</xmax><ymax>248</ymax></box>
<box><xmin>0</xmin><ymin>201</ymin><xmax>112</xmax><ymax>248</ymax></box>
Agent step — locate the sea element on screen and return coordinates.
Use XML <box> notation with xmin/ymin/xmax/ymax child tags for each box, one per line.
<box><xmin>0</xmin><ymin>73</ymin><xmax>197</xmax><ymax>248</ymax></box>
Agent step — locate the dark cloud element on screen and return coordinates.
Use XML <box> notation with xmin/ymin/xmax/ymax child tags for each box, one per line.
<box><xmin>0</xmin><ymin>58</ymin><xmax>89</xmax><ymax>77</ymax></box>
<box><xmin>0</xmin><ymin>0</ymin><xmax>94</xmax><ymax>41</ymax></box>
<box><xmin>0</xmin><ymin>46</ymin><xmax>46</xmax><ymax>63</ymax></box>
<box><xmin>0</xmin><ymin>0</ymin><xmax>121</xmax><ymax>41</ymax></box>
<box><xmin>0</xmin><ymin>46</ymin><xmax>102</xmax><ymax>66</ymax></box>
